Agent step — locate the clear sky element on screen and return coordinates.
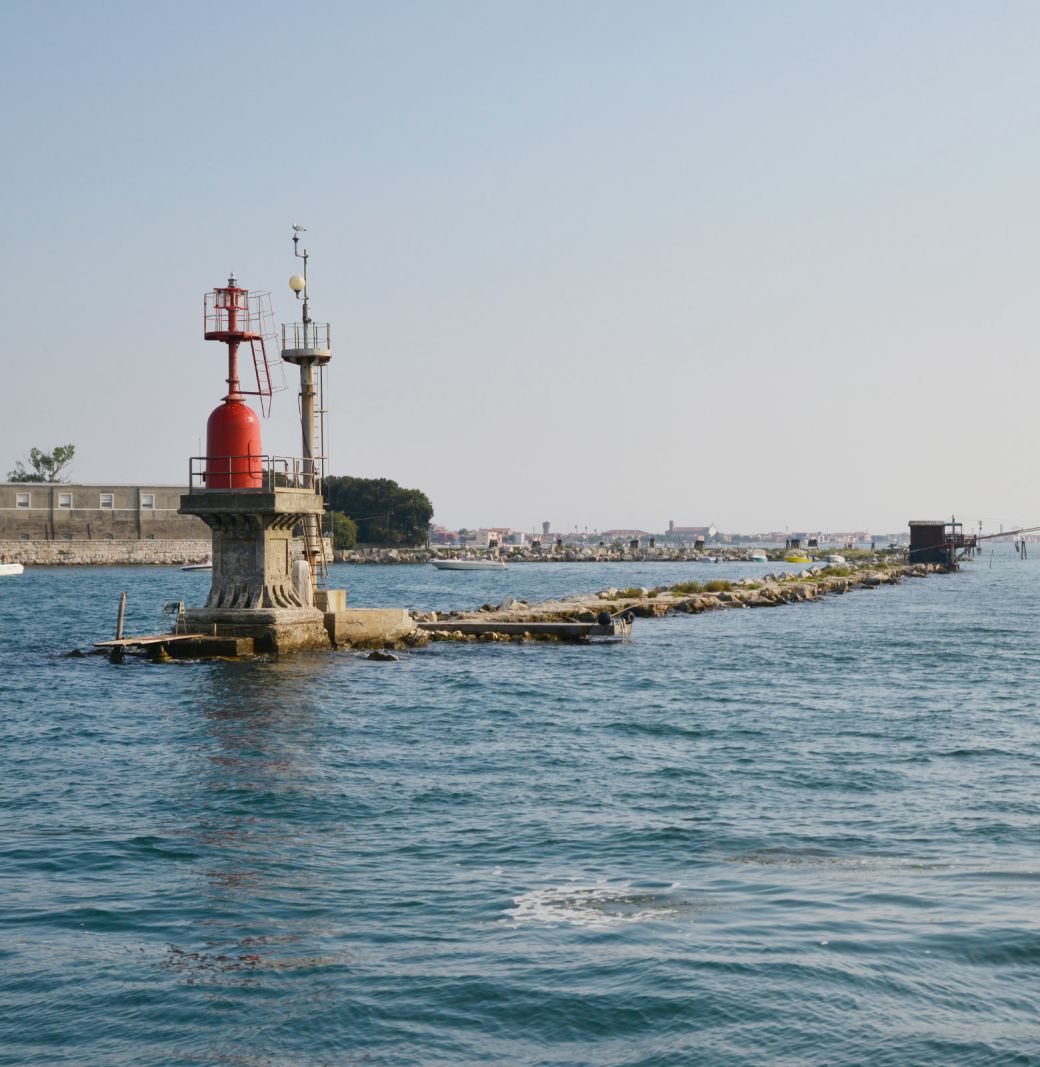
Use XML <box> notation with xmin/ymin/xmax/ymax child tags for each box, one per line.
<box><xmin>2</xmin><ymin>1</ymin><xmax>1038</xmax><ymax>535</ymax></box>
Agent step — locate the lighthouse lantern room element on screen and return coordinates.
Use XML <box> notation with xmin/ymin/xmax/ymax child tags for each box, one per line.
<box><xmin>201</xmin><ymin>275</ymin><xmax>274</xmax><ymax>489</ymax></box>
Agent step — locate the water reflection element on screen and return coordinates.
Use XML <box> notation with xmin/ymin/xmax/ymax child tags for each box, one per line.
<box><xmin>165</xmin><ymin>657</ymin><xmax>351</xmax><ymax>989</ymax></box>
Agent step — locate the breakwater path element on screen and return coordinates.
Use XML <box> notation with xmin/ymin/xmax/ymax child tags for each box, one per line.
<box><xmin>4</xmin><ymin>551</ymin><xmax>1040</xmax><ymax>1065</ymax></box>
<box><xmin>416</xmin><ymin>559</ymin><xmax>947</xmax><ymax>638</ymax></box>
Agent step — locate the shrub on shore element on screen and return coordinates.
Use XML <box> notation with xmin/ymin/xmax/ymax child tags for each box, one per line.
<box><xmin>703</xmin><ymin>579</ymin><xmax>732</xmax><ymax>593</ymax></box>
<box><xmin>670</xmin><ymin>580</ymin><xmax>704</xmax><ymax>595</ymax></box>
<box><xmin>667</xmin><ymin>578</ymin><xmax>733</xmax><ymax>596</ymax></box>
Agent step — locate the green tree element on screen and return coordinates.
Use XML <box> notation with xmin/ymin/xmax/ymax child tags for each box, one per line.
<box><xmin>8</xmin><ymin>444</ymin><xmax>76</xmax><ymax>483</ymax></box>
<box><xmin>328</xmin><ymin>511</ymin><xmax>358</xmax><ymax>550</ymax></box>
<box><xmin>324</xmin><ymin>476</ymin><xmax>434</xmax><ymax>546</ymax></box>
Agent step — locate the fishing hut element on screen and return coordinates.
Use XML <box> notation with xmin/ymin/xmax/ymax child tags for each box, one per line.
<box><xmin>908</xmin><ymin>519</ymin><xmax>978</xmax><ymax>567</ymax></box>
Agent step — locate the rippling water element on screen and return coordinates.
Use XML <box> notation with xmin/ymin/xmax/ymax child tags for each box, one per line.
<box><xmin>2</xmin><ymin>552</ymin><xmax>1039</xmax><ymax>1065</ymax></box>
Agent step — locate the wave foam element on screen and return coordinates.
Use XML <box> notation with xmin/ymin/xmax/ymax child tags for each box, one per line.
<box><xmin>504</xmin><ymin>880</ymin><xmax>680</xmax><ymax>928</ymax></box>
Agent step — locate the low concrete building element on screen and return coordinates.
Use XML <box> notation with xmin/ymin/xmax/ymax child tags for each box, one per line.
<box><xmin>666</xmin><ymin>521</ymin><xmax>718</xmax><ymax>542</ymax></box>
<box><xmin>0</xmin><ymin>483</ymin><xmax>209</xmax><ymax>542</ymax></box>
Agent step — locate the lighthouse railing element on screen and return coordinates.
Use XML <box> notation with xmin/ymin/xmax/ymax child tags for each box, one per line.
<box><xmin>188</xmin><ymin>455</ymin><xmax>323</xmax><ymax>495</ymax></box>
<box><xmin>280</xmin><ymin>322</ymin><xmax>331</xmax><ymax>354</ymax></box>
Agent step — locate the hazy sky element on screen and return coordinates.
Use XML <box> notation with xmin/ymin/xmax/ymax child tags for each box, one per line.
<box><xmin>2</xmin><ymin>1</ymin><xmax>1038</xmax><ymax>534</ymax></box>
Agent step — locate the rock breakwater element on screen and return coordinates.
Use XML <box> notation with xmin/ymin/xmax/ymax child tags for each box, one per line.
<box><xmin>340</xmin><ymin>546</ymin><xmax>893</xmax><ymax>565</ymax></box>
<box><xmin>415</xmin><ymin>559</ymin><xmax>948</xmax><ymax>641</ymax></box>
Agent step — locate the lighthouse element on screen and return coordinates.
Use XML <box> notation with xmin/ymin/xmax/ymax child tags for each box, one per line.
<box><xmin>177</xmin><ymin>273</ymin><xmax>331</xmax><ymax>653</ymax></box>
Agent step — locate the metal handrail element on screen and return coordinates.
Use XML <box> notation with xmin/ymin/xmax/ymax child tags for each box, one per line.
<box><xmin>204</xmin><ymin>289</ymin><xmax>274</xmax><ymax>337</ymax></box>
<box><xmin>187</xmin><ymin>454</ymin><xmax>323</xmax><ymax>494</ymax></box>
<box><xmin>280</xmin><ymin>322</ymin><xmax>331</xmax><ymax>351</ymax></box>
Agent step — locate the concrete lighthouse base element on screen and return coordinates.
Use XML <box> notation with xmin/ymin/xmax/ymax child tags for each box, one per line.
<box><xmin>179</xmin><ymin>606</ymin><xmax>420</xmax><ymax>655</ymax></box>
<box><xmin>177</xmin><ymin>487</ymin><xmax>421</xmax><ymax>655</ymax></box>
<box><xmin>182</xmin><ymin>606</ymin><xmax>331</xmax><ymax>655</ymax></box>
<box><xmin>179</xmin><ymin>485</ymin><xmax>334</xmax><ymax>652</ymax></box>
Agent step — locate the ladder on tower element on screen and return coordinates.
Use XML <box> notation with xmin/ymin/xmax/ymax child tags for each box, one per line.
<box><xmin>310</xmin><ymin>364</ymin><xmax>330</xmax><ymax>590</ymax></box>
<box><xmin>250</xmin><ymin>338</ymin><xmax>273</xmax><ymax>417</ymax></box>
<box><xmin>313</xmin><ymin>363</ymin><xmax>328</xmax><ymax>484</ymax></box>
<box><xmin>302</xmin><ymin>513</ymin><xmax>328</xmax><ymax>589</ymax></box>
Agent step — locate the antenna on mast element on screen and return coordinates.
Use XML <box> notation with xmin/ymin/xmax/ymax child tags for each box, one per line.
<box><xmin>281</xmin><ymin>225</ymin><xmax>332</xmax><ymax>592</ymax></box>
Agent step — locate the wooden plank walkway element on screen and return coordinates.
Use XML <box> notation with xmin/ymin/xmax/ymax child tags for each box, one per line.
<box><xmin>94</xmin><ymin>633</ymin><xmax>209</xmax><ymax>649</ymax></box>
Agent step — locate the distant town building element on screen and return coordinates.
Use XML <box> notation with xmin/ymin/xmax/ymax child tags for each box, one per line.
<box><xmin>824</xmin><ymin>531</ymin><xmax>872</xmax><ymax>545</ymax></box>
<box><xmin>666</xmin><ymin>521</ymin><xmax>718</xmax><ymax>541</ymax></box>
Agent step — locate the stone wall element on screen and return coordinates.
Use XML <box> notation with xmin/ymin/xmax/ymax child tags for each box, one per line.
<box><xmin>0</xmin><ymin>539</ymin><xmax>211</xmax><ymax>566</ymax></box>
<box><xmin>0</xmin><ymin>483</ymin><xmax>209</xmax><ymax>541</ymax></box>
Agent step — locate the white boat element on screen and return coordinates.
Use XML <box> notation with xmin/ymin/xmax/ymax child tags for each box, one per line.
<box><xmin>431</xmin><ymin>559</ymin><xmax>508</xmax><ymax>571</ymax></box>
<box><xmin>749</xmin><ymin>551</ymin><xmax>768</xmax><ymax>563</ymax></box>
<box><xmin>181</xmin><ymin>560</ymin><xmax>213</xmax><ymax>571</ymax></box>
<box><xmin>825</xmin><ymin>554</ymin><xmax>846</xmax><ymax>565</ymax></box>
<box><xmin>0</xmin><ymin>562</ymin><xmax>24</xmax><ymax>576</ymax></box>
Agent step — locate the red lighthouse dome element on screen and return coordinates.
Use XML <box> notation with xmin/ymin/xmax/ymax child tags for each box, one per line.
<box><xmin>206</xmin><ymin>397</ymin><xmax>262</xmax><ymax>489</ymax></box>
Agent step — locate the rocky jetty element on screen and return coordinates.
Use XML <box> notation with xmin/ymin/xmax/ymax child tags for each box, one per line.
<box><xmin>414</xmin><ymin>559</ymin><xmax>947</xmax><ymax>642</ymax></box>
<box><xmin>336</xmin><ymin>546</ymin><xmax>869</xmax><ymax>565</ymax></box>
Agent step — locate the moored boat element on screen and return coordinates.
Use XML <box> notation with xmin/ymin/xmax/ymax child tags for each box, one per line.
<box><xmin>0</xmin><ymin>562</ymin><xmax>24</xmax><ymax>576</ymax></box>
<box><xmin>431</xmin><ymin>559</ymin><xmax>508</xmax><ymax>571</ymax></box>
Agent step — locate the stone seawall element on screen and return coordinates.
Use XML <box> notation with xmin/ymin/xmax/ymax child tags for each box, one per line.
<box><xmin>0</xmin><ymin>539</ymin><xmax>211</xmax><ymax>566</ymax></box>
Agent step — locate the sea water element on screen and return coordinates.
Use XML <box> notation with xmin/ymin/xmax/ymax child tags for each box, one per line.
<box><xmin>1</xmin><ymin>552</ymin><xmax>1039</xmax><ymax>1065</ymax></box>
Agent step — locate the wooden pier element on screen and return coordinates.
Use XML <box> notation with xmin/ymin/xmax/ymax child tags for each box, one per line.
<box><xmin>94</xmin><ymin>633</ymin><xmax>254</xmax><ymax>660</ymax></box>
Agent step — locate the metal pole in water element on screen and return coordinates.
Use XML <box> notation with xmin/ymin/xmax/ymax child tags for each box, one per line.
<box><xmin>116</xmin><ymin>592</ymin><xmax>127</xmax><ymax>640</ymax></box>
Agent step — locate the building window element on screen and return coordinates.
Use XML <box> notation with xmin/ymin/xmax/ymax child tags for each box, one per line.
<box><xmin>100</xmin><ymin>493</ymin><xmax>114</xmax><ymax>509</ymax></box>
<box><xmin>141</xmin><ymin>493</ymin><xmax>155</xmax><ymax>510</ymax></box>
<box><xmin>16</xmin><ymin>493</ymin><xmax>30</xmax><ymax>509</ymax></box>
<box><xmin>58</xmin><ymin>493</ymin><xmax>72</xmax><ymax>509</ymax></box>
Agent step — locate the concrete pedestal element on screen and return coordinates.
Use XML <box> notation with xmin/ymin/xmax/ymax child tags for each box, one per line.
<box><xmin>180</xmin><ymin>487</ymin><xmax>325</xmax><ymax>610</ymax></box>
<box><xmin>179</xmin><ymin>486</ymin><xmax>332</xmax><ymax>652</ymax></box>
<box><xmin>183</xmin><ymin>607</ymin><xmax>330</xmax><ymax>654</ymax></box>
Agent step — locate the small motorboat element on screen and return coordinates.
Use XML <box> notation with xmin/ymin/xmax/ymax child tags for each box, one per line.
<box><xmin>0</xmin><ymin>562</ymin><xmax>24</xmax><ymax>576</ymax></box>
<box><xmin>825</xmin><ymin>554</ymin><xmax>847</xmax><ymax>565</ymax></box>
<box><xmin>784</xmin><ymin>553</ymin><xmax>811</xmax><ymax>564</ymax></box>
<box><xmin>431</xmin><ymin>559</ymin><xmax>508</xmax><ymax>571</ymax></box>
<box><xmin>181</xmin><ymin>558</ymin><xmax>213</xmax><ymax>571</ymax></box>
<box><xmin>749</xmin><ymin>551</ymin><xmax>768</xmax><ymax>563</ymax></box>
